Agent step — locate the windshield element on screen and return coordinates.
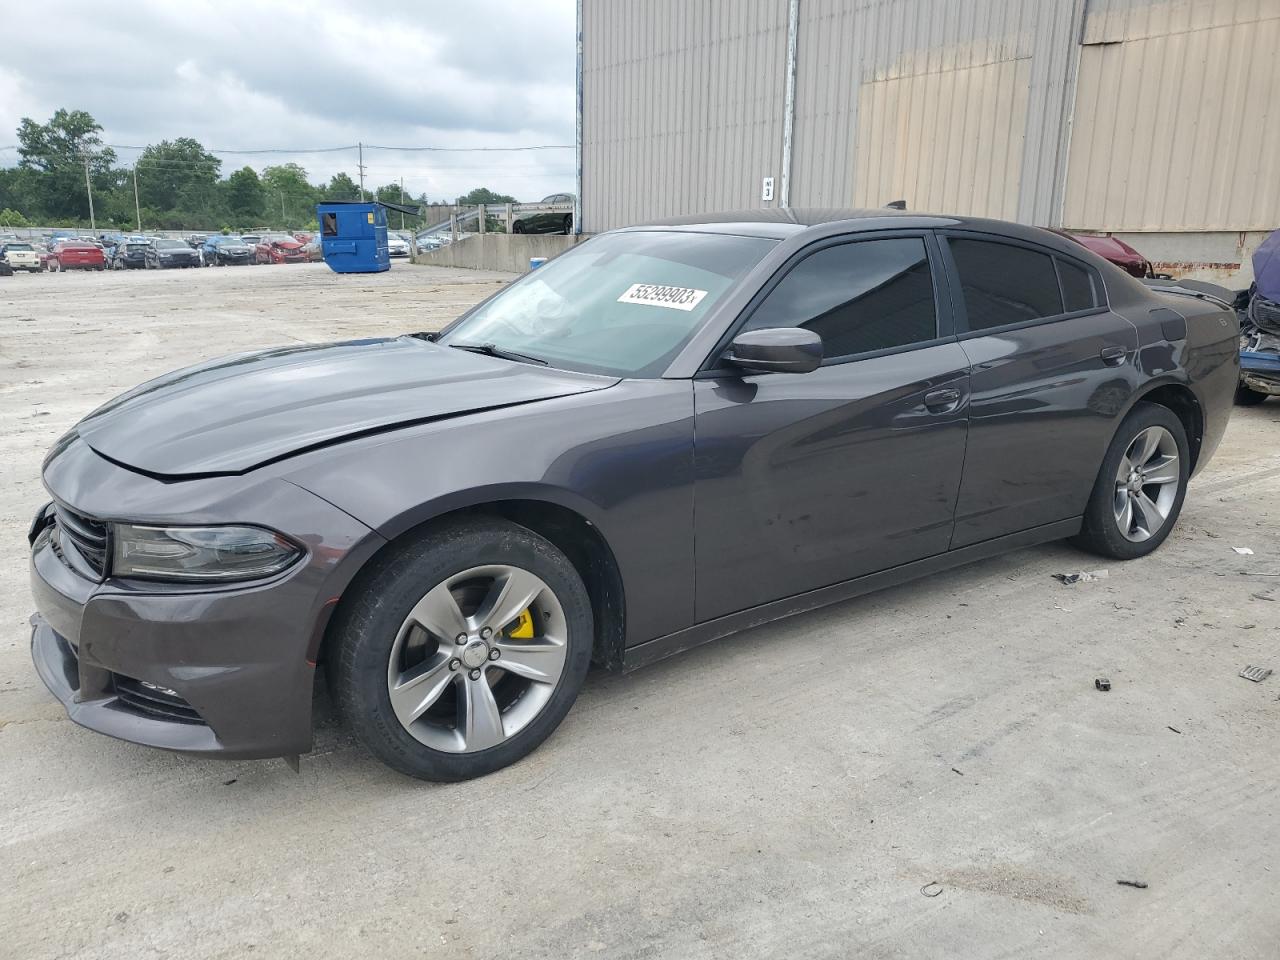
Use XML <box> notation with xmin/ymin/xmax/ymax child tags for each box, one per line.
<box><xmin>126</xmin><ymin>243</ymin><xmax>150</xmax><ymax>251</ymax></box>
<box><xmin>219</xmin><ymin>237</ymin><xmax>245</xmax><ymax>245</ymax></box>
<box><xmin>155</xmin><ymin>239</ymin><xmax>186</xmax><ymax>249</ymax></box>
<box><xmin>439</xmin><ymin>231</ymin><xmax>775</xmax><ymax>377</ymax></box>
<box><xmin>6</xmin><ymin>242</ymin><xmax>33</xmax><ymax>251</ymax></box>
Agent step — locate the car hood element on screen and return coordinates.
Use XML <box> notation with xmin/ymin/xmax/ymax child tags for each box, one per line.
<box><xmin>218</xmin><ymin>244</ymin><xmax>251</xmax><ymax>253</ymax></box>
<box><xmin>75</xmin><ymin>336</ymin><xmax>618</xmax><ymax>477</ymax></box>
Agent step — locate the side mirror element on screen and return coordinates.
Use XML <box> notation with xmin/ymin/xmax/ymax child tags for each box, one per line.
<box><xmin>726</xmin><ymin>328</ymin><xmax>823</xmax><ymax>374</ymax></box>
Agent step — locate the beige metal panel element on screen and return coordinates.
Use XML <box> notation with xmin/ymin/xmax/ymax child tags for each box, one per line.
<box><xmin>1063</xmin><ymin>13</ymin><xmax>1280</xmax><ymax>230</ymax></box>
<box><xmin>853</xmin><ymin>56</ymin><xmax>1031</xmax><ymax>218</ymax></box>
<box><xmin>1083</xmin><ymin>0</ymin><xmax>1280</xmax><ymax>44</ymax></box>
<box><xmin>788</xmin><ymin>0</ymin><xmax>1081</xmax><ymax>223</ymax></box>
<box><xmin>580</xmin><ymin>0</ymin><xmax>787</xmax><ymax>233</ymax></box>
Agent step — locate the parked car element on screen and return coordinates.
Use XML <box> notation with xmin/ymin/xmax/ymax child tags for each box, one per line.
<box><xmin>302</xmin><ymin>236</ymin><xmax>324</xmax><ymax>262</ymax></box>
<box><xmin>0</xmin><ymin>241</ymin><xmax>42</xmax><ymax>272</ymax></box>
<box><xmin>239</xmin><ymin>233</ymin><xmax>264</xmax><ymax>249</ymax></box>
<box><xmin>1235</xmin><ymin>227</ymin><xmax>1280</xmax><ymax>405</ymax></box>
<box><xmin>35</xmin><ymin>242</ymin><xmax>56</xmax><ymax>271</ymax></box>
<box><xmin>48</xmin><ymin>240</ymin><xmax>106</xmax><ymax>271</ymax></box>
<box><xmin>27</xmin><ymin>209</ymin><xmax>1238</xmax><ymax>782</ymax></box>
<box><xmin>253</xmin><ymin>233</ymin><xmax>307</xmax><ymax>264</ymax></box>
<box><xmin>111</xmin><ymin>238</ymin><xmax>153</xmax><ymax>270</ymax></box>
<box><xmin>146</xmin><ymin>238</ymin><xmax>201</xmax><ymax>269</ymax></box>
<box><xmin>0</xmin><ymin>258</ymin><xmax>11</xmax><ymax>278</ymax></box>
<box><xmin>185</xmin><ymin>235</ymin><xmax>208</xmax><ymax>250</ymax></box>
<box><xmin>387</xmin><ymin>232</ymin><xmax>410</xmax><ymax>258</ymax></box>
<box><xmin>200</xmin><ymin>235</ymin><xmax>254</xmax><ymax>266</ymax></box>
<box><xmin>511</xmin><ymin>193</ymin><xmax>575</xmax><ymax>235</ymax></box>
<box><xmin>1057</xmin><ymin>231</ymin><xmax>1153</xmax><ymax>278</ymax></box>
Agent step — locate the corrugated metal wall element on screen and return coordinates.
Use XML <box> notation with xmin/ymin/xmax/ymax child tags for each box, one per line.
<box><xmin>1061</xmin><ymin>0</ymin><xmax>1280</xmax><ymax>230</ymax></box>
<box><xmin>581</xmin><ymin>0</ymin><xmax>1277</xmax><ymax>234</ymax></box>
<box><xmin>580</xmin><ymin>0</ymin><xmax>788</xmax><ymax>233</ymax></box>
<box><xmin>794</xmin><ymin>0</ymin><xmax>1083</xmax><ymax>225</ymax></box>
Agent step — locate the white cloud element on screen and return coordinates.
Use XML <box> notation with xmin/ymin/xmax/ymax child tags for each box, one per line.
<box><xmin>0</xmin><ymin>0</ymin><xmax>577</xmax><ymax>202</ymax></box>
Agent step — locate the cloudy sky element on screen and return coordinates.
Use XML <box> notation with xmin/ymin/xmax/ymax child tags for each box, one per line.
<box><xmin>0</xmin><ymin>1</ymin><xmax>577</xmax><ymax>202</ymax></box>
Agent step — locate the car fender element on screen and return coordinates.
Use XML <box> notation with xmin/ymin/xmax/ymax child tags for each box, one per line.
<box><xmin>281</xmin><ymin>380</ymin><xmax>698</xmax><ymax>647</ymax></box>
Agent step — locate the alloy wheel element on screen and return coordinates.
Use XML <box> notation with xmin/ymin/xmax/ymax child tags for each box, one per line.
<box><xmin>1113</xmin><ymin>425</ymin><xmax>1180</xmax><ymax>542</ymax></box>
<box><xmin>386</xmin><ymin>564</ymin><xmax>568</xmax><ymax>753</ymax></box>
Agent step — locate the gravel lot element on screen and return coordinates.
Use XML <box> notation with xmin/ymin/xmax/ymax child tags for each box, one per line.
<box><xmin>1</xmin><ymin>263</ymin><xmax>1277</xmax><ymax>959</ymax></box>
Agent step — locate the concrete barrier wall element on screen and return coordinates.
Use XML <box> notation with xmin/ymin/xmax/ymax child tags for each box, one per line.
<box><xmin>413</xmin><ymin>234</ymin><xmax>587</xmax><ymax>273</ymax></box>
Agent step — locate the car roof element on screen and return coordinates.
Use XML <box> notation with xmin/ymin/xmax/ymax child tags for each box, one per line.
<box><xmin>628</xmin><ymin>208</ymin><xmax>1089</xmax><ymax>255</ymax></box>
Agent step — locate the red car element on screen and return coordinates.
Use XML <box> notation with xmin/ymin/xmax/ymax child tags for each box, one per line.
<box><xmin>49</xmin><ymin>241</ymin><xmax>106</xmax><ymax>272</ymax></box>
<box><xmin>1057</xmin><ymin>231</ymin><xmax>1153</xmax><ymax>278</ymax></box>
<box><xmin>254</xmin><ymin>233</ymin><xmax>307</xmax><ymax>264</ymax></box>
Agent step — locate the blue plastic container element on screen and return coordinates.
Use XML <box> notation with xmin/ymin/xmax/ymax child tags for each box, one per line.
<box><xmin>315</xmin><ymin>201</ymin><xmax>389</xmax><ymax>274</ymax></box>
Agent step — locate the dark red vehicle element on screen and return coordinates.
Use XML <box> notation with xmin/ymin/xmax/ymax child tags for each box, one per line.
<box><xmin>254</xmin><ymin>233</ymin><xmax>307</xmax><ymax>264</ymax></box>
<box><xmin>1058</xmin><ymin>232</ymin><xmax>1153</xmax><ymax>278</ymax></box>
<box><xmin>49</xmin><ymin>241</ymin><xmax>106</xmax><ymax>272</ymax></box>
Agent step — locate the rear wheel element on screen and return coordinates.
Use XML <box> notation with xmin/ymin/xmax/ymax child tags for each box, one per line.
<box><xmin>562</xmin><ymin>214</ymin><xmax>573</xmax><ymax>234</ymax></box>
<box><xmin>1235</xmin><ymin>384</ymin><xmax>1269</xmax><ymax>406</ymax></box>
<box><xmin>512</xmin><ymin>220</ymin><xmax>525</xmax><ymax>234</ymax></box>
<box><xmin>331</xmin><ymin>518</ymin><xmax>593</xmax><ymax>781</ymax></box>
<box><xmin>1073</xmin><ymin>402</ymin><xmax>1189</xmax><ymax>560</ymax></box>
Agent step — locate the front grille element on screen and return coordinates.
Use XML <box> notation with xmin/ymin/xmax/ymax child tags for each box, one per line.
<box><xmin>54</xmin><ymin>505</ymin><xmax>109</xmax><ymax>577</ymax></box>
<box><xmin>1253</xmin><ymin>296</ymin><xmax>1280</xmax><ymax>335</ymax></box>
<box><xmin>113</xmin><ymin>675</ymin><xmax>206</xmax><ymax>725</ymax></box>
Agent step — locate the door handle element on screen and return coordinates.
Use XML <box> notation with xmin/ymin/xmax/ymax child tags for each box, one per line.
<box><xmin>1100</xmin><ymin>345</ymin><xmax>1127</xmax><ymax>366</ymax></box>
<box><xmin>924</xmin><ymin>388</ymin><xmax>962</xmax><ymax>413</ymax></box>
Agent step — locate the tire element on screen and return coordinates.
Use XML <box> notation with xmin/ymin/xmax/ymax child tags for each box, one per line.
<box><xmin>1235</xmin><ymin>384</ymin><xmax>1269</xmax><ymax>406</ymax></box>
<box><xmin>512</xmin><ymin>220</ymin><xmax>525</xmax><ymax>234</ymax></box>
<box><xmin>1073</xmin><ymin>401</ymin><xmax>1189</xmax><ymax>560</ymax></box>
<box><xmin>562</xmin><ymin>215</ymin><xmax>573</xmax><ymax>234</ymax></box>
<box><xmin>330</xmin><ymin>517</ymin><xmax>593</xmax><ymax>782</ymax></box>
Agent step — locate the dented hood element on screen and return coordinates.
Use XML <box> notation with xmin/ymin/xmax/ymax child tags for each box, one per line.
<box><xmin>75</xmin><ymin>336</ymin><xmax>617</xmax><ymax>476</ymax></box>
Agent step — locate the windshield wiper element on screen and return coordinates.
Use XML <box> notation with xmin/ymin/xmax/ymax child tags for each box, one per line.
<box><xmin>447</xmin><ymin>341</ymin><xmax>548</xmax><ymax>365</ymax></box>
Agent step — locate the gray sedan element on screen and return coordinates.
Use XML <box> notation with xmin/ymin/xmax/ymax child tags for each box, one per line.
<box><xmin>29</xmin><ymin>209</ymin><xmax>1237</xmax><ymax>780</ymax></box>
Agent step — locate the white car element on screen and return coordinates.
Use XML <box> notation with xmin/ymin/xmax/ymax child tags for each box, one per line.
<box><xmin>387</xmin><ymin>233</ymin><xmax>410</xmax><ymax>258</ymax></box>
<box><xmin>0</xmin><ymin>241</ymin><xmax>42</xmax><ymax>272</ymax></box>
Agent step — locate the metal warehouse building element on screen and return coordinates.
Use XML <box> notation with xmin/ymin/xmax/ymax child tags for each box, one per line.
<box><xmin>578</xmin><ymin>0</ymin><xmax>1280</xmax><ymax>281</ymax></box>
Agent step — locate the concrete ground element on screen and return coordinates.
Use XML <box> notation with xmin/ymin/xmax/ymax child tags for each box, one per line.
<box><xmin>0</xmin><ymin>263</ymin><xmax>1277</xmax><ymax>960</ymax></box>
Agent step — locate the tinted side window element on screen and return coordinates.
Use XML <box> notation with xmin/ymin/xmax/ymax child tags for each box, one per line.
<box><xmin>1057</xmin><ymin>258</ymin><xmax>1097</xmax><ymax>312</ymax></box>
<box><xmin>949</xmin><ymin>238</ymin><xmax>1064</xmax><ymax>331</ymax></box>
<box><xmin>744</xmin><ymin>238</ymin><xmax>937</xmax><ymax>359</ymax></box>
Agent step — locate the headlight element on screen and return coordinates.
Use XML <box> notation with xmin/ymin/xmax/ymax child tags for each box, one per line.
<box><xmin>111</xmin><ymin>524</ymin><xmax>303</xmax><ymax>582</ymax></box>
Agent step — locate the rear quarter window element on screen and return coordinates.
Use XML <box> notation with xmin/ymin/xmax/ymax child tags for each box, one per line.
<box><xmin>949</xmin><ymin>238</ymin><xmax>1064</xmax><ymax>331</ymax></box>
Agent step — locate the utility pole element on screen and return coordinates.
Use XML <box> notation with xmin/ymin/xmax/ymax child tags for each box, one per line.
<box><xmin>132</xmin><ymin>165</ymin><xmax>141</xmax><ymax>232</ymax></box>
<box><xmin>399</xmin><ymin>177</ymin><xmax>405</xmax><ymax>230</ymax></box>
<box><xmin>82</xmin><ymin>153</ymin><xmax>97</xmax><ymax>232</ymax></box>
<box><xmin>357</xmin><ymin>142</ymin><xmax>366</xmax><ymax>201</ymax></box>
<box><xmin>280</xmin><ymin>191</ymin><xmax>286</xmax><ymax>226</ymax></box>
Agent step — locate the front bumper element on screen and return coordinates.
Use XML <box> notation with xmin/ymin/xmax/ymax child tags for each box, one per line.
<box><xmin>28</xmin><ymin>439</ymin><xmax>383</xmax><ymax>759</ymax></box>
<box><xmin>1241</xmin><ymin>351</ymin><xmax>1280</xmax><ymax>395</ymax></box>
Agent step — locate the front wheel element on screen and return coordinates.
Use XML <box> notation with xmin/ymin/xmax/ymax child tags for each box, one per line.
<box><xmin>1235</xmin><ymin>384</ymin><xmax>1269</xmax><ymax>406</ymax></box>
<box><xmin>330</xmin><ymin>518</ymin><xmax>593</xmax><ymax>781</ymax></box>
<box><xmin>1073</xmin><ymin>402</ymin><xmax>1189</xmax><ymax>560</ymax></box>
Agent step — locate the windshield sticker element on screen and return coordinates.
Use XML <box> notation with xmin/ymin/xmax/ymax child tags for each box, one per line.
<box><xmin>617</xmin><ymin>283</ymin><xmax>708</xmax><ymax>312</ymax></box>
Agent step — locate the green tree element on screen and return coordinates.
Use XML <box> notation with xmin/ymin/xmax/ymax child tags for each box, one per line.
<box><xmin>16</xmin><ymin>109</ymin><xmax>118</xmax><ymax>221</ymax></box>
<box><xmin>324</xmin><ymin>172</ymin><xmax>360</xmax><ymax>201</ymax></box>
<box><xmin>222</xmin><ymin>166</ymin><xmax>265</xmax><ymax>223</ymax></box>
<box><xmin>261</xmin><ymin>162</ymin><xmax>318</xmax><ymax>227</ymax></box>
<box><xmin>135</xmin><ymin>138</ymin><xmax>221</xmax><ymax>212</ymax></box>
<box><xmin>0</xmin><ymin>208</ymin><xmax>33</xmax><ymax>227</ymax></box>
<box><xmin>456</xmin><ymin>186</ymin><xmax>516</xmax><ymax>205</ymax></box>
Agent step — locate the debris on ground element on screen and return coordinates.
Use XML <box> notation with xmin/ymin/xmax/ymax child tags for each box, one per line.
<box><xmin>1232</xmin><ymin>547</ymin><xmax>1255</xmax><ymax>555</ymax></box>
<box><xmin>1054</xmin><ymin>570</ymin><xmax>1110</xmax><ymax>584</ymax></box>
<box><xmin>1239</xmin><ymin>666</ymin><xmax>1273</xmax><ymax>683</ymax></box>
<box><xmin>921</xmin><ymin>881</ymin><xmax>943</xmax><ymax>898</ymax></box>
<box><xmin>1116</xmin><ymin>880</ymin><xmax>1149</xmax><ymax>889</ymax></box>
<box><xmin>1167</xmin><ymin>726</ymin><xmax>1182</xmax><ymax>734</ymax></box>
<box><xmin>951</xmin><ymin>767</ymin><xmax>964</xmax><ymax>776</ymax></box>
<box><xmin>1095</xmin><ymin>678</ymin><xmax>1112</xmax><ymax>692</ymax></box>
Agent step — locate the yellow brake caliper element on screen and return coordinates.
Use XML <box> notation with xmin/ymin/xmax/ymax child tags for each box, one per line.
<box><xmin>508</xmin><ymin>608</ymin><xmax>535</xmax><ymax>639</ymax></box>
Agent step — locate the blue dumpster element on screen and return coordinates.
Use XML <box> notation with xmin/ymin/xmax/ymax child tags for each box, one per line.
<box><xmin>315</xmin><ymin>201</ymin><xmax>389</xmax><ymax>273</ymax></box>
